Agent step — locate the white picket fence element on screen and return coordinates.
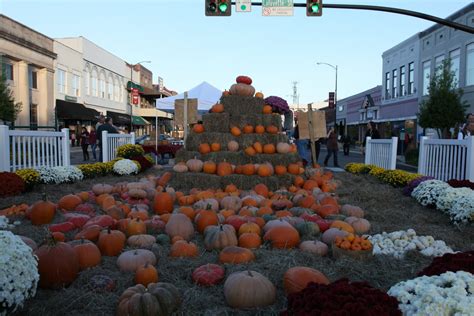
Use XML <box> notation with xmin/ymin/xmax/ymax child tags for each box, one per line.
<box><xmin>101</xmin><ymin>131</ymin><xmax>135</xmax><ymax>162</ymax></box>
<box><xmin>418</xmin><ymin>136</ymin><xmax>474</xmax><ymax>181</ymax></box>
<box><xmin>364</xmin><ymin>137</ymin><xmax>398</xmax><ymax>170</ymax></box>
<box><xmin>0</xmin><ymin>125</ymin><xmax>70</xmax><ymax>172</ymax></box>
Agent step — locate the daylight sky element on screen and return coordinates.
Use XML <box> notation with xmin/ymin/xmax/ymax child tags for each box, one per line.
<box><xmin>1</xmin><ymin>0</ymin><xmax>472</xmax><ymax>105</ymax></box>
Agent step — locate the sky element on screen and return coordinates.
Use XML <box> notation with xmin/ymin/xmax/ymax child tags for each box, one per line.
<box><xmin>1</xmin><ymin>0</ymin><xmax>472</xmax><ymax>105</ymax></box>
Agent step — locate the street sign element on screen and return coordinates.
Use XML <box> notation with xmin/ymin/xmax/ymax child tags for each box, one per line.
<box><xmin>132</xmin><ymin>88</ymin><xmax>139</xmax><ymax>105</ymax></box>
<box><xmin>262</xmin><ymin>0</ymin><xmax>294</xmax><ymax>16</ymax></box>
<box><xmin>236</xmin><ymin>0</ymin><xmax>251</xmax><ymax>12</ymax></box>
<box><xmin>328</xmin><ymin>92</ymin><xmax>335</xmax><ymax>108</ymax></box>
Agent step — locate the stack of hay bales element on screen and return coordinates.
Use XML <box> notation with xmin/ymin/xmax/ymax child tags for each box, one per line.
<box><xmin>171</xmin><ymin>94</ymin><xmax>301</xmax><ymax>191</ymax></box>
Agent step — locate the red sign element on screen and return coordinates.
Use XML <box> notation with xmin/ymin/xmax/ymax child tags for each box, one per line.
<box><xmin>132</xmin><ymin>88</ymin><xmax>139</xmax><ymax>105</ymax></box>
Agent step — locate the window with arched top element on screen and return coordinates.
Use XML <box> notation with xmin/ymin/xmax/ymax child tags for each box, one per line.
<box><xmin>84</xmin><ymin>65</ymin><xmax>90</xmax><ymax>95</ymax></box>
<box><xmin>107</xmin><ymin>74</ymin><xmax>114</xmax><ymax>100</ymax></box>
<box><xmin>91</xmin><ymin>68</ymin><xmax>98</xmax><ymax>97</ymax></box>
<box><xmin>99</xmin><ymin>71</ymin><xmax>106</xmax><ymax>98</ymax></box>
<box><xmin>118</xmin><ymin>79</ymin><xmax>123</xmax><ymax>102</ymax></box>
<box><xmin>114</xmin><ymin>76</ymin><xmax>120</xmax><ymax>101</ymax></box>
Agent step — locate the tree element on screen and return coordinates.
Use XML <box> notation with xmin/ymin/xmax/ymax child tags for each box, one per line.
<box><xmin>417</xmin><ymin>59</ymin><xmax>468</xmax><ymax>139</ymax></box>
<box><xmin>0</xmin><ymin>73</ymin><xmax>22</xmax><ymax>124</ymax></box>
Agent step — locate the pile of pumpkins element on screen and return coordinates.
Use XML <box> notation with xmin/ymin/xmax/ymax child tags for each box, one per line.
<box><xmin>10</xmin><ymin>167</ymin><xmax>374</xmax><ymax>312</ymax></box>
<box><xmin>173</xmin><ymin>157</ymin><xmax>305</xmax><ymax>177</ymax></box>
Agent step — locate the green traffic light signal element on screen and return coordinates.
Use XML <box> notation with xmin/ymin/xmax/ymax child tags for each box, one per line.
<box><xmin>311</xmin><ymin>4</ymin><xmax>320</xmax><ymax>13</ymax></box>
<box><xmin>218</xmin><ymin>3</ymin><xmax>228</xmax><ymax>12</ymax></box>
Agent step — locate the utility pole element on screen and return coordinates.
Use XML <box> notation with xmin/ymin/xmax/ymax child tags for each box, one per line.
<box><xmin>292</xmin><ymin>81</ymin><xmax>299</xmax><ymax>111</ymax></box>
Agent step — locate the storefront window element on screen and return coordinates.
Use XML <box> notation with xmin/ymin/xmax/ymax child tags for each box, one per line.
<box><xmin>449</xmin><ymin>48</ymin><xmax>460</xmax><ymax>87</ymax></box>
<box><xmin>422</xmin><ymin>61</ymin><xmax>431</xmax><ymax>95</ymax></box>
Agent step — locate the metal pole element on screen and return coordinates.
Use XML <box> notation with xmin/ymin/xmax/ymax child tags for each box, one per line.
<box><xmin>183</xmin><ymin>91</ymin><xmax>188</xmax><ymax>143</ymax></box>
<box><xmin>130</xmin><ymin>64</ymin><xmax>133</xmax><ymax>133</ymax></box>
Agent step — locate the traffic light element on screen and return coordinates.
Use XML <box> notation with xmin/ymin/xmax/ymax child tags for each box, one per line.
<box><xmin>205</xmin><ymin>0</ymin><xmax>231</xmax><ymax>16</ymax></box>
<box><xmin>307</xmin><ymin>0</ymin><xmax>323</xmax><ymax>16</ymax></box>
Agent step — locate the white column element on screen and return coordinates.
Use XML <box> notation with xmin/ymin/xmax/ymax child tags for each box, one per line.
<box><xmin>418</xmin><ymin>136</ymin><xmax>428</xmax><ymax>176</ymax></box>
<box><xmin>16</xmin><ymin>61</ymin><xmax>30</xmax><ymax>127</ymax></box>
<box><xmin>37</xmin><ymin>68</ymin><xmax>55</xmax><ymax>127</ymax></box>
<box><xmin>102</xmin><ymin>130</ymin><xmax>109</xmax><ymax>162</ymax></box>
<box><xmin>0</xmin><ymin>125</ymin><xmax>10</xmax><ymax>171</ymax></box>
<box><xmin>364</xmin><ymin>137</ymin><xmax>371</xmax><ymax>165</ymax></box>
<box><xmin>61</xmin><ymin>128</ymin><xmax>70</xmax><ymax>166</ymax></box>
<box><xmin>130</xmin><ymin>132</ymin><xmax>136</xmax><ymax>145</ymax></box>
<box><xmin>466</xmin><ymin>136</ymin><xmax>474</xmax><ymax>182</ymax></box>
<box><xmin>390</xmin><ymin>137</ymin><xmax>398</xmax><ymax>170</ymax></box>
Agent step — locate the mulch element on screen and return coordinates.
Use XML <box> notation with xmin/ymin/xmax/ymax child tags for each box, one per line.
<box><xmin>2</xmin><ymin>170</ymin><xmax>472</xmax><ymax>315</ymax></box>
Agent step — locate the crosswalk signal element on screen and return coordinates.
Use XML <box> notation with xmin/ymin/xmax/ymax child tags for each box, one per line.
<box><xmin>307</xmin><ymin>0</ymin><xmax>323</xmax><ymax>16</ymax></box>
<box><xmin>206</xmin><ymin>0</ymin><xmax>231</xmax><ymax>16</ymax></box>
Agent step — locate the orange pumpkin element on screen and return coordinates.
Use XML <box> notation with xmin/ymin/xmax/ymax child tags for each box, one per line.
<box><xmin>255</xmin><ymin>125</ymin><xmax>265</xmax><ymax>134</ymax></box>
<box><xmin>211</xmin><ymin>103</ymin><xmax>224</xmax><ymax>113</ymax></box>
<box><xmin>274</xmin><ymin>165</ymin><xmax>287</xmax><ymax>175</ymax></box>
<box><xmin>283</xmin><ymin>267</ymin><xmax>330</xmax><ymax>294</ymax></box>
<box><xmin>238</xmin><ymin>233</ymin><xmax>262</xmax><ymax>249</ymax></box>
<box><xmin>134</xmin><ymin>263</ymin><xmax>159</xmax><ymax>286</ymax></box>
<box><xmin>73</xmin><ymin>239</ymin><xmax>102</xmax><ymax>270</ymax></box>
<box><xmin>257</xmin><ymin>165</ymin><xmax>272</xmax><ymax>177</ymax></box>
<box><xmin>244</xmin><ymin>147</ymin><xmax>257</xmax><ymax>156</ymax></box>
<box><xmin>210</xmin><ymin>143</ymin><xmax>221</xmax><ymax>152</ymax></box>
<box><xmin>263</xmin><ymin>144</ymin><xmax>276</xmax><ymax>154</ymax></box>
<box><xmin>263</xmin><ymin>226</ymin><xmax>300</xmax><ymax>249</ymax></box>
<box><xmin>266</xmin><ymin>125</ymin><xmax>278</xmax><ymax>134</ymax></box>
<box><xmin>230</xmin><ymin>126</ymin><xmax>242</xmax><ymax>137</ymax></box>
<box><xmin>178</xmin><ymin>195</ymin><xmax>195</xmax><ymax>206</ymax></box>
<box><xmin>203</xmin><ymin>161</ymin><xmax>217</xmax><ymax>174</ymax></box>
<box><xmin>195</xmin><ymin>210</ymin><xmax>219</xmax><ymax>234</ymax></box>
<box><xmin>222</xmin><ymin>90</ymin><xmax>230</xmax><ymax>96</ymax></box>
<box><xmin>217</xmin><ymin>161</ymin><xmax>233</xmax><ymax>176</ymax></box>
<box><xmin>127</xmin><ymin>218</ymin><xmax>147</xmax><ymax>236</ymax></box>
<box><xmin>234</xmin><ymin>165</ymin><xmax>243</xmax><ymax>174</ymax></box>
<box><xmin>170</xmin><ymin>240</ymin><xmax>198</xmax><ymax>257</ymax></box>
<box><xmin>303</xmin><ymin>180</ymin><xmax>319</xmax><ymax>191</ymax></box>
<box><xmin>193</xmin><ymin>124</ymin><xmax>205</xmax><ymax>133</ymax></box>
<box><xmin>242</xmin><ymin>164</ymin><xmax>256</xmax><ymax>176</ymax></box>
<box><xmin>238</xmin><ymin>222</ymin><xmax>261</xmax><ymax>236</ymax></box>
<box><xmin>288</xmin><ymin>164</ymin><xmax>301</xmax><ymax>175</ymax></box>
<box><xmin>225</xmin><ymin>184</ymin><xmax>239</xmax><ymax>193</ymax></box>
<box><xmin>153</xmin><ymin>192</ymin><xmax>174</xmax><ymax>215</ymax></box>
<box><xmin>219</xmin><ymin>246</ymin><xmax>255</xmax><ymax>264</ymax></box>
<box><xmin>255</xmin><ymin>92</ymin><xmax>264</xmax><ymax>98</ymax></box>
<box><xmin>243</xmin><ymin>125</ymin><xmax>254</xmax><ymax>134</ymax></box>
<box><xmin>254</xmin><ymin>184</ymin><xmax>269</xmax><ymax>197</ymax></box>
<box><xmin>256</xmin><ymin>206</ymin><xmax>273</xmax><ymax>216</ymax></box>
<box><xmin>253</xmin><ymin>142</ymin><xmax>263</xmax><ymax>154</ymax></box>
<box><xmin>263</xmin><ymin>105</ymin><xmax>272</xmax><ymax>114</ymax></box>
<box><xmin>199</xmin><ymin>143</ymin><xmax>211</xmax><ymax>155</ymax></box>
<box><xmin>178</xmin><ymin>206</ymin><xmax>196</xmax><ymax>220</ymax></box>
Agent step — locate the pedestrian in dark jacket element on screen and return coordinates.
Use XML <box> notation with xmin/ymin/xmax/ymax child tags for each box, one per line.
<box><xmin>89</xmin><ymin>127</ymin><xmax>97</xmax><ymax>161</ymax></box>
<box><xmin>97</xmin><ymin>117</ymin><xmax>118</xmax><ymax>162</ymax></box>
<box><xmin>342</xmin><ymin>134</ymin><xmax>351</xmax><ymax>156</ymax></box>
<box><xmin>323</xmin><ymin>127</ymin><xmax>340</xmax><ymax>168</ymax></box>
<box><xmin>362</xmin><ymin>121</ymin><xmax>380</xmax><ymax>154</ymax></box>
<box><xmin>80</xmin><ymin>127</ymin><xmax>90</xmax><ymax>161</ymax></box>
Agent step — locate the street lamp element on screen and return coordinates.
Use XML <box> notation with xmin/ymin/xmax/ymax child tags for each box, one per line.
<box><xmin>316</xmin><ymin>62</ymin><xmax>338</xmax><ymax>109</ymax></box>
<box><xmin>129</xmin><ymin>60</ymin><xmax>151</xmax><ymax>132</ymax></box>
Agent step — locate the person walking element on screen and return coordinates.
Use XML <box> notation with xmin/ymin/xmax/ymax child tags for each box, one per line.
<box><xmin>293</xmin><ymin>117</ymin><xmax>311</xmax><ymax>167</ymax></box>
<box><xmin>96</xmin><ymin>115</ymin><xmax>105</xmax><ymax>131</ymax></box>
<box><xmin>70</xmin><ymin>132</ymin><xmax>76</xmax><ymax>147</ymax></box>
<box><xmin>362</xmin><ymin>121</ymin><xmax>380</xmax><ymax>154</ymax></box>
<box><xmin>323</xmin><ymin>127</ymin><xmax>340</xmax><ymax>168</ymax></box>
<box><xmin>342</xmin><ymin>134</ymin><xmax>351</xmax><ymax>156</ymax></box>
<box><xmin>89</xmin><ymin>127</ymin><xmax>98</xmax><ymax>161</ymax></box>
<box><xmin>80</xmin><ymin>127</ymin><xmax>90</xmax><ymax>161</ymax></box>
<box><xmin>97</xmin><ymin>117</ymin><xmax>118</xmax><ymax>162</ymax></box>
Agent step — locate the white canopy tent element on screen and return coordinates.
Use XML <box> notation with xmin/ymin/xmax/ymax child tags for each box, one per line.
<box><xmin>156</xmin><ymin>81</ymin><xmax>222</xmax><ymax>111</ymax></box>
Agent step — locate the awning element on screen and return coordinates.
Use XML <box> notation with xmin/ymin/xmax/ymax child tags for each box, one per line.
<box><xmin>56</xmin><ymin>100</ymin><xmax>99</xmax><ymax>120</ymax></box>
<box><xmin>107</xmin><ymin>111</ymin><xmax>131</xmax><ymax>126</ymax></box>
<box><xmin>127</xmin><ymin>81</ymin><xmax>144</xmax><ymax>92</ymax></box>
<box><xmin>132</xmin><ymin>115</ymin><xmax>150</xmax><ymax>126</ymax></box>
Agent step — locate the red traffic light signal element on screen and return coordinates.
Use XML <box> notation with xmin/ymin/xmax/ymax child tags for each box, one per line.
<box><xmin>307</xmin><ymin>0</ymin><xmax>323</xmax><ymax>16</ymax></box>
<box><xmin>205</xmin><ymin>0</ymin><xmax>231</xmax><ymax>16</ymax></box>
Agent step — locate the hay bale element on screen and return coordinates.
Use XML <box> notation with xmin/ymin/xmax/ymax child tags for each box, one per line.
<box><xmin>169</xmin><ymin>172</ymin><xmax>295</xmax><ymax>191</ymax></box>
<box><xmin>229</xmin><ymin>114</ymin><xmax>282</xmax><ymax>130</ymax></box>
<box><xmin>202</xmin><ymin>113</ymin><xmax>229</xmax><ymax>133</ymax></box>
<box><xmin>184</xmin><ymin>132</ymin><xmax>290</xmax><ymax>151</ymax></box>
<box><xmin>175</xmin><ymin>150</ymin><xmax>301</xmax><ymax>166</ymax></box>
<box><xmin>221</xmin><ymin>95</ymin><xmax>264</xmax><ymax>116</ymax></box>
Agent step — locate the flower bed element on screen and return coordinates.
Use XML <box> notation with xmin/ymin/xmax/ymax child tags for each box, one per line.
<box><xmin>345</xmin><ymin>163</ymin><xmax>473</xmax><ymax>225</ymax></box>
<box><xmin>388</xmin><ymin>271</ymin><xmax>474</xmax><ymax>315</ymax></box>
<box><xmin>412</xmin><ymin>180</ymin><xmax>474</xmax><ymax>224</ymax></box>
<box><xmin>418</xmin><ymin>251</ymin><xmax>474</xmax><ymax>277</ymax></box>
<box><xmin>367</xmin><ymin>229</ymin><xmax>454</xmax><ymax>259</ymax></box>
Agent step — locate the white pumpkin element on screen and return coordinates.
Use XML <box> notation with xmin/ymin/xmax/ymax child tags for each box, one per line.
<box><xmin>173</xmin><ymin>162</ymin><xmax>189</xmax><ymax>173</ymax></box>
<box><xmin>276</xmin><ymin>142</ymin><xmax>291</xmax><ymax>154</ymax></box>
<box><xmin>228</xmin><ymin>140</ymin><xmax>239</xmax><ymax>152</ymax></box>
<box><xmin>299</xmin><ymin>240</ymin><xmax>328</xmax><ymax>256</ymax></box>
<box><xmin>186</xmin><ymin>157</ymin><xmax>204</xmax><ymax>172</ymax></box>
<box><xmin>220</xmin><ymin>196</ymin><xmax>242</xmax><ymax>211</ymax></box>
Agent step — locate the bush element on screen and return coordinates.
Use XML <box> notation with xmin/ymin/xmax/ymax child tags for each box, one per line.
<box><xmin>131</xmin><ymin>155</ymin><xmax>153</xmax><ymax>171</ymax></box>
<box><xmin>447</xmin><ymin>179</ymin><xmax>474</xmax><ymax>190</ymax></box>
<box><xmin>403</xmin><ymin>176</ymin><xmax>435</xmax><ymax>196</ymax></box>
<box><xmin>0</xmin><ymin>172</ymin><xmax>25</xmax><ymax>197</ymax></box>
<box><xmin>117</xmin><ymin>144</ymin><xmax>145</xmax><ymax>159</ymax></box>
<box><xmin>15</xmin><ymin>169</ymin><xmax>40</xmax><ymax>190</ymax></box>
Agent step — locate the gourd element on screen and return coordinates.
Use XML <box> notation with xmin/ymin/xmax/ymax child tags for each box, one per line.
<box><xmin>117</xmin><ymin>283</ymin><xmax>181</xmax><ymax>316</ymax></box>
<box><xmin>224</xmin><ymin>270</ymin><xmax>276</xmax><ymax>308</ymax></box>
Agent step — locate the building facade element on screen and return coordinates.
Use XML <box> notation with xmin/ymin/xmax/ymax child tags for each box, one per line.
<box><xmin>0</xmin><ymin>14</ymin><xmax>56</xmax><ymax>129</ymax></box>
<box><xmin>418</xmin><ymin>3</ymin><xmax>474</xmax><ymax>136</ymax></box>
<box><xmin>381</xmin><ymin>34</ymin><xmax>420</xmax><ymax>148</ymax></box>
<box><xmin>55</xmin><ymin>37</ymin><xmax>131</xmax><ymax>129</ymax></box>
<box><xmin>340</xmin><ymin>86</ymin><xmax>382</xmax><ymax>144</ymax></box>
